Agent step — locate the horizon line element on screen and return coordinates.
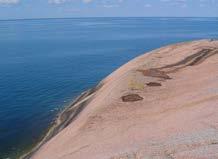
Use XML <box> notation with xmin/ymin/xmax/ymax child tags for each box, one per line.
<box><xmin>0</xmin><ymin>16</ymin><xmax>217</xmax><ymax>21</ymax></box>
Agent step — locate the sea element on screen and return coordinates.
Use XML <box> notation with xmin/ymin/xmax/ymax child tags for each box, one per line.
<box><xmin>0</xmin><ymin>17</ymin><xmax>218</xmax><ymax>158</ymax></box>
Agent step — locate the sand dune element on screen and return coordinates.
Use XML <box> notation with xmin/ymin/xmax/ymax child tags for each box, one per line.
<box><xmin>30</xmin><ymin>39</ymin><xmax>218</xmax><ymax>159</ymax></box>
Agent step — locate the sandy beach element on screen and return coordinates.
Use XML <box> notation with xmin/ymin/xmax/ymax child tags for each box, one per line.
<box><xmin>24</xmin><ymin>39</ymin><xmax>218</xmax><ymax>159</ymax></box>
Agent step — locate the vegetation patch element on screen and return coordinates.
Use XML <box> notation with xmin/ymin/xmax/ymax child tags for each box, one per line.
<box><xmin>128</xmin><ymin>79</ymin><xmax>144</xmax><ymax>90</ymax></box>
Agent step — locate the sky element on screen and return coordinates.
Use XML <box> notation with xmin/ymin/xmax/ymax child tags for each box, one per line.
<box><xmin>0</xmin><ymin>0</ymin><xmax>217</xmax><ymax>20</ymax></box>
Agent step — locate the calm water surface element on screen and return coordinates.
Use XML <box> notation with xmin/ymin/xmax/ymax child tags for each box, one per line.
<box><xmin>0</xmin><ymin>17</ymin><xmax>218</xmax><ymax>158</ymax></box>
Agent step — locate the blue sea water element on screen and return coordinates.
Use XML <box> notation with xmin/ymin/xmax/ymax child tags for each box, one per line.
<box><xmin>0</xmin><ymin>17</ymin><xmax>218</xmax><ymax>158</ymax></box>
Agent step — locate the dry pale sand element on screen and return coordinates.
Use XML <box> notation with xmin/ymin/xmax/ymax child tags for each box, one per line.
<box><xmin>31</xmin><ymin>39</ymin><xmax>218</xmax><ymax>159</ymax></box>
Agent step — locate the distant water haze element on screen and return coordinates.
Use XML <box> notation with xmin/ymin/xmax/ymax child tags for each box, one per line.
<box><xmin>0</xmin><ymin>17</ymin><xmax>218</xmax><ymax>158</ymax></box>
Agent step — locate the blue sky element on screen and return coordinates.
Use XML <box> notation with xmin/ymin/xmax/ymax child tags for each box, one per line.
<box><xmin>0</xmin><ymin>0</ymin><xmax>217</xmax><ymax>19</ymax></box>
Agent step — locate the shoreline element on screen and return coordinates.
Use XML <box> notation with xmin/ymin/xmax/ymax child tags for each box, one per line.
<box><xmin>20</xmin><ymin>83</ymin><xmax>102</xmax><ymax>159</ymax></box>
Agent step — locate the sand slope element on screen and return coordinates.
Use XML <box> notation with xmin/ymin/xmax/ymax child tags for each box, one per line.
<box><xmin>31</xmin><ymin>39</ymin><xmax>218</xmax><ymax>159</ymax></box>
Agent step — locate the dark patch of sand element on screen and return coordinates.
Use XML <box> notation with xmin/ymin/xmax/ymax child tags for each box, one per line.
<box><xmin>138</xmin><ymin>68</ymin><xmax>171</xmax><ymax>79</ymax></box>
<box><xmin>122</xmin><ymin>94</ymin><xmax>143</xmax><ymax>102</ymax></box>
<box><xmin>146</xmin><ymin>82</ymin><xmax>162</xmax><ymax>87</ymax></box>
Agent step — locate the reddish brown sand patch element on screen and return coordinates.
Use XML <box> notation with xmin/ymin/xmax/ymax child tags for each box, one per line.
<box><xmin>121</xmin><ymin>94</ymin><xmax>143</xmax><ymax>102</ymax></box>
<box><xmin>146</xmin><ymin>82</ymin><xmax>162</xmax><ymax>87</ymax></box>
<box><xmin>138</xmin><ymin>68</ymin><xmax>171</xmax><ymax>79</ymax></box>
